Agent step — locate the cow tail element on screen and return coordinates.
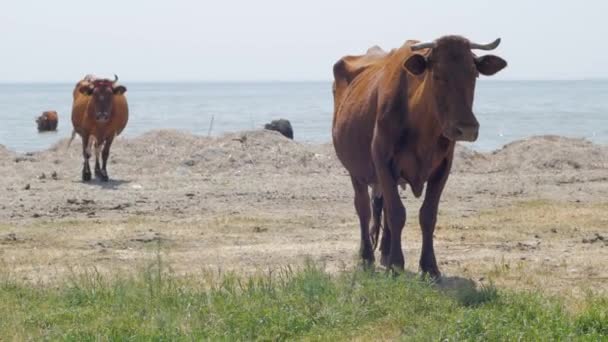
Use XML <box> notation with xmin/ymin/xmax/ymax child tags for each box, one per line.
<box><xmin>67</xmin><ymin>130</ymin><xmax>76</xmax><ymax>149</ymax></box>
<box><xmin>370</xmin><ymin>187</ymin><xmax>384</xmax><ymax>251</ymax></box>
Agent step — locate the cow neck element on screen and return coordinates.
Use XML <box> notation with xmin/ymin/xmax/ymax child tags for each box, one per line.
<box><xmin>84</xmin><ymin>100</ymin><xmax>109</xmax><ymax>139</ymax></box>
<box><xmin>406</xmin><ymin>72</ymin><xmax>444</xmax><ymax>155</ymax></box>
<box><xmin>394</xmin><ymin>71</ymin><xmax>451</xmax><ymax>196</ymax></box>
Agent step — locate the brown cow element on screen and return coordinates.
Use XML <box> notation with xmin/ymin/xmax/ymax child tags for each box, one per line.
<box><xmin>332</xmin><ymin>36</ymin><xmax>507</xmax><ymax>278</ymax></box>
<box><xmin>70</xmin><ymin>74</ymin><xmax>128</xmax><ymax>182</ymax></box>
<box><xmin>36</xmin><ymin>111</ymin><xmax>58</xmax><ymax>131</ymax></box>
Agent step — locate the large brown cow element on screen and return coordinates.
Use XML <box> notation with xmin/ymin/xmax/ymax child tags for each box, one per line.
<box><xmin>332</xmin><ymin>35</ymin><xmax>507</xmax><ymax>278</ymax></box>
<box><xmin>70</xmin><ymin>74</ymin><xmax>128</xmax><ymax>182</ymax></box>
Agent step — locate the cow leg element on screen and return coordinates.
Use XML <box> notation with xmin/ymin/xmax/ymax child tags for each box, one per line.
<box><xmin>94</xmin><ymin>140</ymin><xmax>103</xmax><ymax>179</ymax></box>
<box><xmin>99</xmin><ymin>136</ymin><xmax>113</xmax><ymax>182</ymax></box>
<box><xmin>81</xmin><ymin>135</ymin><xmax>92</xmax><ymax>182</ymax></box>
<box><xmin>379</xmin><ymin>211</ymin><xmax>392</xmax><ymax>267</ymax></box>
<box><xmin>351</xmin><ymin>177</ymin><xmax>374</xmax><ymax>266</ymax></box>
<box><xmin>419</xmin><ymin>158</ymin><xmax>451</xmax><ymax>279</ymax></box>
<box><xmin>380</xmin><ymin>178</ymin><xmax>405</xmax><ymax>271</ymax></box>
<box><xmin>372</xmin><ymin>127</ymin><xmax>406</xmax><ymax>271</ymax></box>
<box><xmin>370</xmin><ymin>185</ymin><xmax>383</xmax><ymax>251</ymax></box>
<box><xmin>370</xmin><ymin>185</ymin><xmax>394</xmax><ymax>266</ymax></box>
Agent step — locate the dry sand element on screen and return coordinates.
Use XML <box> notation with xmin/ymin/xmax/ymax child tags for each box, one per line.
<box><xmin>0</xmin><ymin>130</ymin><xmax>607</xmax><ymax>299</ymax></box>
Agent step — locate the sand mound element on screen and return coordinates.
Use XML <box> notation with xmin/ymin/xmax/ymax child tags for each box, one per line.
<box><xmin>0</xmin><ymin>144</ymin><xmax>12</xmax><ymax>158</ymax></box>
<box><xmin>484</xmin><ymin>135</ymin><xmax>608</xmax><ymax>173</ymax></box>
<box><xmin>452</xmin><ymin>145</ymin><xmax>489</xmax><ymax>173</ymax></box>
<box><xmin>46</xmin><ymin>129</ymin><xmax>341</xmax><ymax>176</ymax></box>
<box><xmin>183</xmin><ymin>130</ymin><xmax>340</xmax><ymax>175</ymax></box>
<box><xmin>0</xmin><ymin>145</ymin><xmax>15</xmax><ymax>166</ymax></box>
<box><xmin>3</xmin><ymin>131</ymin><xmax>606</xmax><ymax>177</ymax></box>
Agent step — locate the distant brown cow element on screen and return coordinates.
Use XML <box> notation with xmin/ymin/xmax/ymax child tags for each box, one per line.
<box><xmin>36</xmin><ymin>111</ymin><xmax>58</xmax><ymax>131</ymax></box>
<box><xmin>332</xmin><ymin>36</ymin><xmax>507</xmax><ymax>278</ymax></box>
<box><xmin>70</xmin><ymin>74</ymin><xmax>128</xmax><ymax>182</ymax></box>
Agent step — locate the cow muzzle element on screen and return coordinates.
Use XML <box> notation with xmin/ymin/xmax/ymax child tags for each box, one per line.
<box><xmin>447</xmin><ymin>123</ymin><xmax>479</xmax><ymax>142</ymax></box>
<box><xmin>95</xmin><ymin>112</ymin><xmax>110</xmax><ymax>122</ymax></box>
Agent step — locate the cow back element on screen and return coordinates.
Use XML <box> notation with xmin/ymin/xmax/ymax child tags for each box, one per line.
<box><xmin>332</xmin><ymin>46</ymin><xmax>388</xmax><ymax>115</ymax></box>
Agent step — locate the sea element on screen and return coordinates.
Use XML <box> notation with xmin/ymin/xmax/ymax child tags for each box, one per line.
<box><xmin>0</xmin><ymin>81</ymin><xmax>607</xmax><ymax>153</ymax></box>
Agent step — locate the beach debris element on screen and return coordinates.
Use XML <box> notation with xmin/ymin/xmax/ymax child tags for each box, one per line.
<box><xmin>233</xmin><ymin>135</ymin><xmax>247</xmax><ymax>144</ymax></box>
<box><xmin>67</xmin><ymin>198</ymin><xmax>95</xmax><ymax>205</ymax></box>
<box><xmin>131</xmin><ymin>231</ymin><xmax>164</xmax><ymax>244</ymax></box>
<box><xmin>182</xmin><ymin>159</ymin><xmax>196</xmax><ymax>167</ymax></box>
<box><xmin>14</xmin><ymin>156</ymin><xmax>36</xmax><ymax>163</ymax></box>
<box><xmin>582</xmin><ymin>233</ymin><xmax>606</xmax><ymax>244</ymax></box>
<box><xmin>110</xmin><ymin>203</ymin><xmax>131</xmax><ymax>210</ymax></box>
<box><xmin>253</xmin><ymin>226</ymin><xmax>268</xmax><ymax>233</ymax></box>
<box><xmin>5</xmin><ymin>233</ymin><xmax>17</xmax><ymax>241</ymax></box>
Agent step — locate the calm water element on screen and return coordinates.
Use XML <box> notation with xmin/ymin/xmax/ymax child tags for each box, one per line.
<box><xmin>0</xmin><ymin>81</ymin><xmax>607</xmax><ymax>153</ymax></box>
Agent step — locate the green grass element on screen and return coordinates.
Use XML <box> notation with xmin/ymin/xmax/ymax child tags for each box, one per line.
<box><xmin>0</xmin><ymin>259</ymin><xmax>606</xmax><ymax>341</ymax></box>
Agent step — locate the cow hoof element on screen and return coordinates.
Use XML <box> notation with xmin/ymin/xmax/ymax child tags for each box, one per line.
<box><xmin>420</xmin><ymin>260</ymin><xmax>441</xmax><ymax>281</ymax></box>
<box><xmin>359</xmin><ymin>244</ymin><xmax>375</xmax><ymax>264</ymax></box>
<box><xmin>358</xmin><ymin>259</ymin><xmax>375</xmax><ymax>272</ymax></box>
<box><xmin>380</xmin><ymin>254</ymin><xmax>390</xmax><ymax>268</ymax></box>
<box><xmin>99</xmin><ymin>172</ymin><xmax>109</xmax><ymax>182</ymax></box>
<box><xmin>419</xmin><ymin>271</ymin><xmax>442</xmax><ymax>284</ymax></box>
<box><xmin>82</xmin><ymin>172</ymin><xmax>92</xmax><ymax>182</ymax></box>
<box><xmin>359</xmin><ymin>251</ymin><xmax>375</xmax><ymax>269</ymax></box>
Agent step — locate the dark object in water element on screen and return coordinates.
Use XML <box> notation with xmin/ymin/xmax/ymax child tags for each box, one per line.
<box><xmin>264</xmin><ymin>119</ymin><xmax>293</xmax><ymax>140</ymax></box>
<box><xmin>36</xmin><ymin>111</ymin><xmax>58</xmax><ymax>132</ymax></box>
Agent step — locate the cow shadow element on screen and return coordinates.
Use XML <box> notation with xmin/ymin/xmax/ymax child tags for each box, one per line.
<box><xmin>434</xmin><ymin>274</ymin><xmax>498</xmax><ymax>307</ymax></box>
<box><xmin>74</xmin><ymin>179</ymin><xmax>131</xmax><ymax>190</ymax></box>
<box><xmin>371</xmin><ymin>268</ymin><xmax>496</xmax><ymax>307</ymax></box>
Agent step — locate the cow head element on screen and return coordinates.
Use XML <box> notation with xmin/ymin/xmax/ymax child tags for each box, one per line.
<box><xmin>403</xmin><ymin>36</ymin><xmax>507</xmax><ymax>142</ymax></box>
<box><xmin>79</xmin><ymin>74</ymin><xmax>127</xmax><ymax>123</ymax></box>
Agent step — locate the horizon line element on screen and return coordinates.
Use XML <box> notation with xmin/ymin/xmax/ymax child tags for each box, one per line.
<box><xmin>1</xmin><ymin>78</ymin><xmax>607</xmax><ymax>84</ymax></box>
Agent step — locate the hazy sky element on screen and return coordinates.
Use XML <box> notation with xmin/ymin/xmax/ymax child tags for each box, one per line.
<box><xmin>2</xmin><ymin>1</ymin><xmax>607</xmax><ymax>82</ymax></box>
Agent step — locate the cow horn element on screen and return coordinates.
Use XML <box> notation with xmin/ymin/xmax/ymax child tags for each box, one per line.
<box><xmin>112</xmin><ymin>74</ymin><xmax>119</xmax><ymax>84</ymax></box>
<box><xmin>410</xmin><ymin>41</ymin><xmax>436</xmax><ymax>51</ymax></box>
<box><xmin>469</xmin><ymin>38</ymin><xmax>501</xmax><ymax>51</ymax></box>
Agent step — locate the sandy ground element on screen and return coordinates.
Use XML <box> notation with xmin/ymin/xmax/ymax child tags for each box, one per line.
<box><xmin>0</xmin><ymin>130</ymin><xmax>607</xmax><ymax>299</ymax></box>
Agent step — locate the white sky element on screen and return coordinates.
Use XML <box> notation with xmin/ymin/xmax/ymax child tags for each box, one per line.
<box><xmin>1</xmin><ymin>0</ymin><xmax>606</xmax><ymax>82</ymax></box>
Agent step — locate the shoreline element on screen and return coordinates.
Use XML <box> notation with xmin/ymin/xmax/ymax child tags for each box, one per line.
<box><xmin>1</xmin><ymin>128</ymin><xmax>607</xmax><ymax>156</ymax></box>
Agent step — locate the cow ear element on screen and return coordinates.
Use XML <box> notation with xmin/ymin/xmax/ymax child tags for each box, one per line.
<box><xmin>79</xmin><ymin>85</ymin><xmax>94</xmax><ymax>95</ymax></box>
<box><xmin>113</xmin><ymin>85</ymin><xmax>127</xmax><ymax>95</ymax></box>
<box><xmin>475</xmin><ymin>55</ymin><xmax>507</xmax><ymax>76</ymax></box>
<box><xmin>403</xmin><ymin>54</ymin><xmax>428</xmax><ymax>75</ymax></box>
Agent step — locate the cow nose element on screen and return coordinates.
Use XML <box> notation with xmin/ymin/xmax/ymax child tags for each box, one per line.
<box><xmin>453</xmin><ymin>124</ymin><xmax>479</xmax><ymax>142</ymax></box>
<box><xmin>96</xmin><ymin>112</ymin><xmax>109</xmax><ymax>121</ymax></box>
